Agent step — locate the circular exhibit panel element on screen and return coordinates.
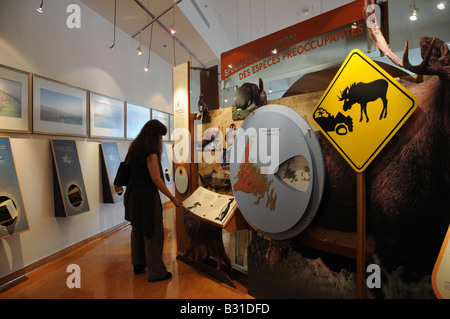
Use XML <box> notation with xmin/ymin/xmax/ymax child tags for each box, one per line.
<box><xmin>175</xmin><ymin>166</ymin><xmax>189</xmax><ymax>194</ymax></box>
<box><xmin>230</xmin><ymin>105</ymin><xmax>325</xmax><ymax>239</ymax></box>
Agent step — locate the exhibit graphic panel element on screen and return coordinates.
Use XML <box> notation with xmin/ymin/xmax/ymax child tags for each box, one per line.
<box><xmin>100</xmin><ymin>141</ymin><xmax>123</xmax><ymax>203</ymax></box>
<box><xmin>230</xmin><ymin>105</ymin><xmax>325</xmax><ymax>239</ymax></box>
<box><xmin>0</xmin><ymin>137</ymin><xmax>29</xmax><ymax>239</ymax></box>
<box><xmin>50</xmin><ymin>139</ymin><xmax>90</xmax><ymax>217</ymax></box>
<box><xmin>0</xmin><ymin>65</ymin><xmax>31</xmax><ymax>133</ymax></box>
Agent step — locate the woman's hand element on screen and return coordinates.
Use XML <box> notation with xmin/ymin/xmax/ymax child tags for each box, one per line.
<box><xmin>171</xmin><ymin>196</ymin><xmax>184</xmax><ymax>208</ymax></box>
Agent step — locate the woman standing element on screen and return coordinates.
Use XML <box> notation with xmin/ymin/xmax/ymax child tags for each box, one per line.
<box><xmin>124</xmin><ymin>119</ymin><xmax>184</xmax><ymax>282</ymax></box>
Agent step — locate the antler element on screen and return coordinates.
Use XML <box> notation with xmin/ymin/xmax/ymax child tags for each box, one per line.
<box><xmin>363</xmin><ymin>0</ymin><xmax>450</xmax><ymax>76</ymax></box>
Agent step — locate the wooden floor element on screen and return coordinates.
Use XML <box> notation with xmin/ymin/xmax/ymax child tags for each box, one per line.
<box><xmin>0</xmin><ymin>205</ymin><xmax>251</xmax><ymax>299</ymax></box>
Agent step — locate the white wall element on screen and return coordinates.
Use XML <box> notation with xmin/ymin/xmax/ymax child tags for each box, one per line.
<box><xmin>0</xmin><ymin>0</ymin><xmax>174</xmax><ymax>279</ymax></box>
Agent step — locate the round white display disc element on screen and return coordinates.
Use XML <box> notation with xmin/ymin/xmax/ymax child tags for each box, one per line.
<box><xmin>230</xmin><ymin>105</ymin><xmax>325</xmax><ymax>239</ymax></box>
<box><xmin>174</xmin><ymin>166</ymin><xmax>188</xmax><ymax>194</ymax></box>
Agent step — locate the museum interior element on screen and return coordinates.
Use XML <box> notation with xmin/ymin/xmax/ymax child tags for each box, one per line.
<box><xmin>0</xmin><ymin>0</ymin><xmax>449</xmax><ymax>301</ymax></box>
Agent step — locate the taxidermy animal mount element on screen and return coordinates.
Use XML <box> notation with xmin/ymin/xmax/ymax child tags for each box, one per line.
<box><xmin>234</xmin><ymin>78</ymin><xmax>267</xmax><ymax>110</ymax></box>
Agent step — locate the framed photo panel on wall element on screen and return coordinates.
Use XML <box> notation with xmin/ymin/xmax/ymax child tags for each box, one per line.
<box><xmin>90</xmin><ymin>93</ymin><xmax>125</xmax><ymax>139</ymax></box>
<box><xmin>151</xmin><ymin>109</ymin><xmax>169</xmax><ymax>141</ymax></box>
<box><xmin>0</xmin><ymin>65</ymin><xmax>32</xmax><ymax>133</ymax></box>
<box><xmin>33</xmin><ymin>75</ymin><xmax>88</xmax><ymax>137</ymax></box>
<box><xmin>126</xmin><ymin>102</ymin><xmax>151</xmax><ymax>140</ymax></box>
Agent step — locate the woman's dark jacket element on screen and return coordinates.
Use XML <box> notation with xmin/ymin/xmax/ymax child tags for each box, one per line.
<box><xmin>124</xmin><ymin>155</ymin><xmax>164</xmax><ymax>237</ymax></box>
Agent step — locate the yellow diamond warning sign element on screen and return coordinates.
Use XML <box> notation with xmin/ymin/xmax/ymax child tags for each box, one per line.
<box><xmin>312</xmin><ymin>49</ymin><xmax>418</xmax><ymax>172</ymax></box>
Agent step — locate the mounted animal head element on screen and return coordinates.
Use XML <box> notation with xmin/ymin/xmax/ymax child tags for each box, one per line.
<box><xmin>364</xmin><ymin>0</ymin><xmax>450</xmax><ymax>80</ymax></box>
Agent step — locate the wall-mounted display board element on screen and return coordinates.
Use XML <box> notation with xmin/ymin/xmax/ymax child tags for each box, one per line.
<box><xmin>50</xmin><ymin>139</ymin><xmax>90</xmax><ymax>217</ymax></box>
<box><xmin>0</xmin><ymin>137</ymin><xmax>29</xmax><ymax>239</ymax></box>
<box><xmin>152</xmin><ymin>109</ymin><xmax>170</xmax><ymax>141</ymax></box>
<box><xmin>161</xmin><ymin>144</ymin><xmax>173</xmax><ymax>187</ymax></box>
<box><xmin>230</xmin><ymin>105</ymin><xmax>325</xmax><ymax>240</ymax></box>
<box><xmin>33</xmin><ymin>75</ymin><xmax>88</xmax><ymax>137</ymax></box>
<box><xmin>126</xmin><ymin>102</ymin><xmax>151</xmax><ymax>140</ymax></box>
<box><xmin>100</xmin><ymin>141</ymin><xmax>123</xmax><ymax>203</ymax></box>
<box><xmin>0</xmin><ymin>65</ymin><xmax>31</xmax><ymax>133</ymax></box>
<box><xmin>90</xmin><ymin>93</ymin><xmax>125</xmax><ymax>139</ymax></box>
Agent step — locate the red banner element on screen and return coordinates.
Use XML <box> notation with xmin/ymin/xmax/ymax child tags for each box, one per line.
<box><xmin>220</xmin><ymin>0</ymin><xmax>365</xmax><ymax>81</ymax></box>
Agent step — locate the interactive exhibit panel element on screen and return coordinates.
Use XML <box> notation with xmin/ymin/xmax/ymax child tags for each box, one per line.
<box><xmin>50</xmin><ymin>139</ymin><xmax>89</xmax><ymax>217</ymax></box>
<box><xmin>100</xmin><ymin>141</ymin><xmax>123</xmax><ymax>203</ymax></box>
<box><xmin>0</xmin><ymin>137</ymin><xmax>29</xmax><ymax>239</ymax></box>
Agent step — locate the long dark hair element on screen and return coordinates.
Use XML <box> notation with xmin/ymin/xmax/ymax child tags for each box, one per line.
<box><xmin>126</xmin><ymin>119</ymin><xmax>167</xmax><ymax>163</ymax></box>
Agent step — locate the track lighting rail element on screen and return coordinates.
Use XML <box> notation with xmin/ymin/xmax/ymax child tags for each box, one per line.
<box><xmin>132</xmin><ymin>0</ymin><xmax>206</xmax><ymax>68</ymax></box>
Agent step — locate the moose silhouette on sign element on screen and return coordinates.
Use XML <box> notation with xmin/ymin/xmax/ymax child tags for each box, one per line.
<box><xmin>338</xmin><ymin>79</ymin><xmax>389</xmax><ymax>122</ymax></box>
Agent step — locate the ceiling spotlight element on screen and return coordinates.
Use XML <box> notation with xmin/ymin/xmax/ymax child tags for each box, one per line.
<box><xmin>437</xmin><ymin>2</ymin><xmax>446</xmax><ymax>10</ymax></box>
<box><xmin>170</xmin><ymin>6</ymin><xmax>177</xmax><ymax>35</ymax></box>
<box><xmin>410</xmin><ymin>1</ymin><xmax>419</xmax><ymax>21</ymax></box>
<box><xmin>272</xmin><ymin>48</ymin><xmax>278</xmax><ymax>54</ymax></box>
<box><xmin>409</xmin><ymin>8</ymin><xmax>418</xmax><ymax>20</ymax></box>
<box><xmin>351</xmin><ymin>22</ymin><xmax>358</xmax><ymax>29</ymax></box>
<box><xmin>37</xmin><ymin>0</ymin><xmax>44</xmax><ymax>13</ymax></box>
<box><xmin>144</xmin><ymin>66</ymin><xmax>149</xmax><ymax>72</ymax></box>
<box><xmin>137</xmin><ymin>31</ymin><xmax>144</xmax><ymax>56</ymax></box>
